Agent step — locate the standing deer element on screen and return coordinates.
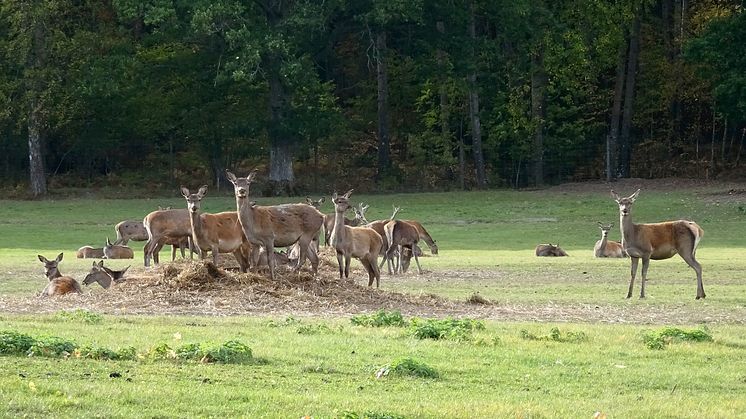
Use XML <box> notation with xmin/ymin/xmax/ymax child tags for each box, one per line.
<box><xmin>611</xmin><ymin>189</ymin><xmax>705</xmax><ymax>299</ymax></box>
<box><xmin>103</xmin><ymin>238</ymin><xmax>134</xmax><ymax>259</ymax></box>
<box><xmin>594</xmin><ymin>222</ymin><xmax>626</xmax><ymax>258</ymax></box>
<box><xmin>403</xmin><ymin>220</ymin><xmax>439</xmax><ymax>255</ymax></box>
<box><xmin>330</xmin><ymin>190</ymin><xmax>383</xmax><ymax>287</ymax></box>
<box><xmin>535</xmin><ymin>243</ymin><xmax>568</xmax><ymax>257</ymax></box>
<box><xmin>323</xmin><ymin>202</ymin><xmax>369</xmax><ymax>246</ymax></box>
<box><xmin>37</xmin><ymin>253</ymin><xmax>82</xmax><ymax>297</ymax></box>
<box><xmin>180</xmin><ymin>186</ymin><xmax>251</xmax><ymax>272</ymax></box>
<box><xmin>226</xmin><ymin>170</ymin><xmax>324</xmax><ymax>280</ymax></box>
<box><xmin>76</xmin><ymin>246</ymin><xmax>104</xmax><ymax>259</ymax></box>
<box><xmin>366</xmin><ymin>205</ymin><xmax>401</xmax><ymax>274</ymax></box>
<box><xmin>384</xmin><ymin>220</ymin><xmax>423</xmax><ymax>274</ymax></box>
<box><xmin>143</xmin><ymin>208</ymin><xmax>193</xmax><ymax>267</ymax></box>
<box><xmin>115</xmin><ymin>206</ymin><xmax>191</xmax><ymax>260</ymax></box>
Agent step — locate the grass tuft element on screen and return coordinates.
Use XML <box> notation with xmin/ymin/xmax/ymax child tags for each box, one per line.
<box><xmin>378</xmin><ymin>357</ymin><xmax>439</xmax><ymax>379</ymax></box>
<box><xmin>519</xmin><ymin>327</ymin><xmax>588</xmax><ymax>343</ymax></box>
<box><xmin>643</xmin><ymin>327</ymin><xmax>713</xmax><ymax>350</ymax></box>
<box><xmin>409</xmin><ymin>317</ymin><xmax>485</xmax><ymax>341</ymax></box>
<box><xmin>338</xmin><ymin>411</ymin><xmax>405</xmax><ymax>419</ymax></box>
<box><xmin>351</xmin><ymin>310</ymin><xmax>407</xmax><ymax>327</ymax></box>
<box><xmin>55</xmin><ymin>309</ymin><xmax>104</xmax><ymax>324</ymax></box>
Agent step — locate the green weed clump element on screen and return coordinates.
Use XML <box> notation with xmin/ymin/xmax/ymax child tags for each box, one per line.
<box><xmin>28</xmin><ymin>336</ymin><xmax>78</xmax><ymax>357</ymax></box>
<box><xmin>408</xmin><ymin>317</ymin><xmax>485</xmax><ymax>341</ymax></box>
<box><xmin>379</xmin><ymin>357</ymin><xmax>439</xmax><ymax>379</ymax></box>
<box><xmin>149</xmin><ymin>341</ymin><xmax>253</xmax><ymax>363</ymax></box>
<box><xmin>78</xmin><ymin>345</ymin><xmax>138</xmax><ymax>361</ymax></box>
<box><xmin>643</xmin><ymin>327</ymin><xmax>713</xmax><ymax>350</ymax></box>
<box><xmin>0</xmin><ymin>330</ymin><xmax>36</xmax><ymax>355</ymax></box>
<box><xmin>351</xmin><ymin>310</ymin><xmax>407</xmax><ymax>327</ymax></box>
<box><xmin>338</xmin><ymin>411</ymin><xmax>405</xmax><ymax>419</ymax></box>
<box><xmin>296</xmin><ymin>323</ymin><xmax>333</xmax><ymax>335</ymax></box>
<box><xmin>266</xmin><ymin>316</ymin><xmax>301</xmax><ymax>328</ymax></box>
<box><xmin>519</xmin><ymin>327</ymin><xmax>588</xmax><ymax>343</ymax></box>
<box><xmin>55</xmin><ymin>309</ymin><xmax>104</xmax><ymax>324</ymax></box>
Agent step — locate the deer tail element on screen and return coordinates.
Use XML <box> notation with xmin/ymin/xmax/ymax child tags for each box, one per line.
<box><xmin>384</xmin><ymin>221</ymin><xmax>396</xmax><ymax>253</ymax></box>
<box><xmin>686</xmin><ymin>221</ymin><xmax>704</xmax><ymax>255</ymax></box>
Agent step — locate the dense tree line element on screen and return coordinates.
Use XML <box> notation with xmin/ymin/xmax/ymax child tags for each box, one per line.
<box><xmin>0</xmin><ymin>0</ymin><xmax>744</xmax><ymax>196</ymax></box>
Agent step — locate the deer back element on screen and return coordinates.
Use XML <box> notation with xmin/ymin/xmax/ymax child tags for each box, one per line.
<box><xmin>194</xmin><ymin>211</ymin><xmax>246</xmax><ymax>252</ymax></box>
<box><xmin>404</xmin><ymin>220</ymin><xmax>438</xmax><ymax>254</ymax></box>
<box><xmin>143</xmin><ymin>209</ymin><xmax>192</xmax><ymax>240</ymax></box>
<box><xmin>535</xmin><ymin>243</ymin><xmax>568</xmax><ymax>257</ymax></box>
<box><xmin>104</xmin><ymin>241</ymin><xmax>135</xmax><ymax>259</ymax></box>
<box><xmin>249</xmin><ymin>204</ymin><xmax>324</xmax><ymax>247</ymax></box>
<box><xmin>41</xmin><ymin>277</ymin><xmax>82</xmax><ymax>297</ymax></box>
<box><xmin>114</xmin><ymin>220</ymin><xmax>149</xmax><ymax>243</ymax></box>
<box><xmin>77</xmin><ymin>246</ymin><xmax>104</xmax><ymax>259</ymax></box>
<box><xmin>365</xmin><ymin>220</ymin><xmax>390</xmax><ymax>252</ymax></box>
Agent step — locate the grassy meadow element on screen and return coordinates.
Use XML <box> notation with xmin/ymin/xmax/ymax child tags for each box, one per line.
<box><xmin>1</xmin><ymin>181</ymin><xmax>746</xmax><ymax>418</ymax></box>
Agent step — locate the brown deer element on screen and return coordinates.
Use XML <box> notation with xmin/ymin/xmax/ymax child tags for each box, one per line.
<box><xmin>115</xmin><ymin>206</ymin><xmax>191</xmax><ymax>260</ymax></box>
<box><xmin>83</xmin><ymin>261</ymin><xmax>129</xmax><ymax>289</ymax></box>
<box><xmin>611</xmin><ymin>189</ymin><xmax>705</xmax><ymax>299</ymax></box>
<box><xmin>594</xmin><ymin>222</ymin><xmax>626</xmax><ymax>258</ymax></box>
<box><xmin>76</xmin><ymin>246</ymin><xmax>104</xmax><ymax>259</ymax></box>
<box><xmin>103</xmin><ymin>237</ymin><xmax>134</xmax><ymax>259</ymax></box>
<box><xmin>535</xmin><ymin>243</ymin><xmax>568</xmax><ymax>257</ymax></box>
<box><xmin>398</xmin><ymin>244</ymin><xmax>423</xmax><ymax>273</ymax></box>
<box><xmin>143</xmin><ymin>208</ymin><xmax>193</xmax><ymax>267</ymax></box>
<box><xmin>37</xmin><ymin>253</ymin><xmax>82</xmax><ymax>297</ymax></box>
<box><xmin>330</xmin><ymin>190</ymin><xmax>383</xmax><ymax>287</ymax></box>
<box><xmin>366</xmin><ymin>205</ymin><xmax>401</xmax><ymax>274</ymax></box>
<box><xmin>384</xmin><ymin>220</ymin><xmax>423</xmax><ymax>274</ymax></box>
<box><xmin>323</xmin><ymin>202</ymin><xmax>369</xmax><ymax>246</ymax></box>
<box><xmin>180</xmin><ymin>186</ymin><xmax>251</xmax><ymax>272</ymax></box>
<box><xmin>225</xmin><ymin>170</ymin><xmax>324</xmax><ymax>281</ymax></box>
<box><xmin>402</xmin><ymin>220</ymin><xmax>438</xmax><ymax>255</ymax></box>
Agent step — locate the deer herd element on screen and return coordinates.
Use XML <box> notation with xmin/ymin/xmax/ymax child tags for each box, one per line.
<box><xmin>36</xmin><ymin>178</ymin><xmax>706</xmax><ymax>301</ymax></box>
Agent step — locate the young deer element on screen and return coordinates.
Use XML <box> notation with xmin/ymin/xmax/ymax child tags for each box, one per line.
<box><xmin>225</xmin><ymin>170</ymin><xmax>324</xmax><ymax>281</ymax></box>
<box><xmin>366</xmin><ymin>205</ymin><xmax>401</xmax><ymax>274</ymax></box>
<box><xmin>76</xmin><ymin>246</ymin><xmax>104</xmax><ymax>259</ymax></box>
<box><xmin>83</xmin><ymin>261</ymin><xmax>129</xmax><ymax>289</ymax></box>
<box><xmin>181</xmin><ymin>186</ymin><xmax>251</xmax><ymax>272</ymax></box>
<box><xmin>594</xmin><ymin>222</ymin><xmax>626</xmax><ymax>258</ymax></box>
<box><xmin>143</xmin><ymin>208</ymin><xmax>193</xmax><ymax>267</ymax></box>
<box><xmin>535</xmin><ymin>243</ymin><xmax>568</xmax><ymax>257</ymax></box>
<box><xmin>104</xmin><ymin>238</ymin><xmax>134</xmax><ymax>259</ymax></box>
<box><xmin>402</xmin><ymin>220</ymin><xmax>438</xmax><ymax>255</ymax></box>
<box><xmin>323</xmin><ymin>202</ymin><xmax>369</xmax><ymax>246</ymax></box>
<box><xmin>330</xmin><ymin>190</ymin><xmax>383</xmax><ymax>287</ymax></box>
<box><xmin>611</xmin><ymin>189</ymin><xmax>705</xmax><ymax>299</ymax></box>
<box><xmin>384</xmin><ymin>220</ymin><xmax>423</xmax><ymax>274</ymax></box>
<box><xmin>38</xmin><ymin>253</ymin><xmax>83</xmax><ymax>297</ymax></box>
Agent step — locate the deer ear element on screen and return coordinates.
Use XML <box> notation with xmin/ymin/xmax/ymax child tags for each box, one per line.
<box><xmin>98</xmin><ymin>260</ymin><xmax>104</xmax><ymax>267</ymax></box>
<box><xmin>246</xmin><ymin>169</ymin><xmax>258</xmax><ymax>183</ymax></box>
<box><xmin>305</xmin><ymin>196</ymin><xmax>312</xmax><ymax>204</ymax></box>
<box><xmin>610</xmin><ymin>190</ymin><xmax>620</xmax><ymax>201</ymax></box>
<box><xmin>343</xmin><ymin>189</ymin><xmax>354</xmax><ymax>198</ymax></box>
<box><xmin>106</xmin><ymin>237</ymin><xmax>112</xmax><ymax>246</ymax></box>
<box><xmin>180</xmin><ymin>186</ymin><xmax>190</xmax><ymax>198</ymax></box>
<box><xmin>38</xmin><ymin>255</ymin><xmax>48</xmax><ymax>263</ymax></box>
<box><xmin>56</xmin><ymin>253</ymin><xmax>64</xmax><ymax>262</ymax></box>
<box><xmin>629</xmin><ymin>189</ymin><xmax>640</xmax><ymax>201</ymax></box>
<box><xmin>198</xmin><ymin>185</ymin><xmax>208</xmax><ymax>197</ymax></box>
<box><xmin>225</xmin><ymin>170</ymin><xmax>237</xmax><ymax>183</ymax></box>
<box><xmin>331</xmin><ymin>192</ymin><xmax>338</xmax><ymax>201</ymax></box>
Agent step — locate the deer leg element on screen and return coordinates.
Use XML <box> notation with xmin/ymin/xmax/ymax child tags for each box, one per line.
<box><xmin>336</xmin><ymin>251</ymin><xmax>344</xmax><ymax>279</ymax></box>
<box><xmin>344</xmin><ymin>254</ymin><xmax>352</xmax><ymax>278</ymax></box>
<box><xmin>294</xmin><ymin>238</ymin><xmax>310</xmax><ymax>272</ymax></box>
<box><xmin>212</xmin><ymin>245</ymin><xmax>219</xmax><ymax>266</ymax></box>
<box><xmin>627</xmin><ymin>257</ymin><xmax>639</xmax><ymax>299</ymax></box>
<box><xmin>265</xmin><ymin>241</ymin><xmax>276</xmax><ymax>281</ymax></box>
<box><xmin>372</xmin><ymin>256</ymin><xmax>381</xmax><ymax>288</ymax></box>
<box><xmin>188</xmin><ymin>237</ymin><xmax>194</xmax><ymax>259</ymax></box>
<box><xmin>171</xmin><ymin>244</ymin><xmax>177</xmax><ymax>262</ymax></box>
<box><xmin>154</xmin><ymin>240</ymin><xmax>165</xmax><ymax>265</ymax></box>
<box><xmin>306</xmin><ymin>242</ymin><xmax>319</xmax><ymax>275</ymax></box>
<box><xmin>361</xmin><ymin>258</ymin><xmax>373</xmax><ymax>286</ymax></box>
<box><xmin>680</xmin><ymin>252</ymin><xmax>705</xmax><ymax>299</ymax></box>
<box><xmin>143</xmin><ymin>242</ymin><xmax>151</xmax><ymax>267</ymax></box>
<box><xmin>640</xmin><ymin>257</ymin><xmax>650</xmax><ymax>298</ymax></box>
<box><xmin>413</xmin><ymin>246</ymin><xmax>423</xmax><ymax>274</ymax></box>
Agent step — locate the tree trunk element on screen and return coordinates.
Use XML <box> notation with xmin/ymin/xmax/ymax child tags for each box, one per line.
<box><xmin>458</xmin><ymin>118</ymin><xmax>465</xmax><ymax>190</ymax></box>
<box><xmin>531</xmin><ymin>47</ymin><xmax>546</xmax><ymax>186</ymax></box>
<box><xmin>375</xmin><ymin>30</ymin><xmax>391</xmax><ymax>178</ymax></box>
<box><xmin>267</xmin><ymin>63</ymin><xmax>294</xmax><ymax>194</ymax></box>
<box><xmin>27</xmin><ymin>17</ymin><xmax>47</xmax><ymax>197</ymax></box>
<box><xmin>468</xmin><ymin>2</ymin><xmax>486</xmax><ymax>188</ymax></box>
<box><xmin>436</xmin><ymin>21</ymin><xmax>451</xmax><ymax>161</ymax></box>
<box><xmin>607</xmin><ymin>40</ymin><xmax>627</xmax><ymax>182</ymax></box>
<box><xmin>619</xmin><ymin>13</ymin><xmax>641</xmax><ymax>178</ymax></box>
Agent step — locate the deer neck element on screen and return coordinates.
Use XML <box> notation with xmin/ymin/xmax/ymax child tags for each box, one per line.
<box><xmin>330</xmin><ymin>207</ymin><xmax>348</xmax><ymax>247</ymax></box>
<box><xmin>619</xmin><ymin>212</ymin><xmax>636</xmax><ymax>248</ymax></box>
<box><xmin>189</xmin><ymin>207</ymin><xmax>205</xmax><ymax>246</ymax></box>
<box><xmin>236</xmin><ymin>196</ymin><xmax>257</xmax><ymax>237</ymax></box>
<box><xmin>47</xmin><ymin>268</ymin><xmax>62</xmax><ymax>280</ymax></box>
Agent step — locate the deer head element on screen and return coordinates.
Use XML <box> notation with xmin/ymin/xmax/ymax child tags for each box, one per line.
<box><xmin>611</xmin><ymin>189</ymin><xmax>640</xmax><ymax>217</ymax></box>
<box><xmin>38</xmin><ymin>253</ymin><xmax>63</xmax><ymax>280</ymax></box>
<box><xmin>181</xmin><ymin>185</ymin><xmax>209</xmax><ymax>214</ymax></box>
<box><xmin>305</xmin><ymin>196</ymin><xmax>325</xmax><ymax>209</ymax></box>
<box><xmin>597</xmin><ymin>222</ymin><xmax>613</xmax><ymax>237</ymax></box>
<box><xmin>225</xmin><ymin>169</ymin><xmax>257</xmax><ymax>200</ymax></box>
<box><xmin>331</xmin><ymin>189</ymin><xmax>354</xmax><ymax>213</ymax></box>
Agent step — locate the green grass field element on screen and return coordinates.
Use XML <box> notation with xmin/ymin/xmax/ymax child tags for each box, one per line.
<box><xmin>1</xmin><ymin>181</ymin><xmax>745</xmax><ymax>418</ymax></box>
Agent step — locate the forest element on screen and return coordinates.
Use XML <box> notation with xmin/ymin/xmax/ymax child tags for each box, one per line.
<box><xmin>0</xmin><ymin>0</ymin><xmax>744</xmax><ymax>196</ymax></box>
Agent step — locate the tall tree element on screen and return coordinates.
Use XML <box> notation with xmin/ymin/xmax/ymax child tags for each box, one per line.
<box><xmin>618</xmin><ymin>12</ymin><xmax>642</xmax><ymax>178</ymax></box>
<box><xmin>468</xmin><ymin>0</ymin><xmax>486</xmax><ymax>188</ymax></box>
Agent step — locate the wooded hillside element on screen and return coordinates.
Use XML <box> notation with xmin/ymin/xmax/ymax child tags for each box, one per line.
<box><xmin>1</xmin><ymin>1</ymin><xmax>744</xmax><ymax>196</ymax></box>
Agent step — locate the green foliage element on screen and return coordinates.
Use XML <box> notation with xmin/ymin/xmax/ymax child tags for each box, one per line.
<box><xmin>351</xmin><ymin>310</ymin><xmax>407</xmax><ymax>327</ymax></box>
<box><xmin>78</xmin><ymin>345</ymin><xmax>138</xmax><ymax>361</ymax></box>
<box><xmin>519</xmin><ymin>327</ymin><xmax>588</xmax><ymax>343</ymax></box>
<box><xmin>296</xmin><ymin>323</ymin><xmax>334</xmax><ymax>335</ymax></box>
<box><xmin>338</xmin><ymin>411</ymin><xmax>405</xmax><ymax>419</ymax></box>
<box><xmin>408</xmin><ymin>317</ymin><xmax>485</xmax><ymax>341</ymax></box>
<box><xmin>643</xmin><ymin>327</ymin><xmax>714</xmax><ymax>350</ymax></box>
<box><xmin>380</xmin><ymin>357</ymin><xmax>439</xmax><ymax>379</ymax></box>
<box><xmin>0</xmin><ymin>330</ymin><xmax>36</xmax><ymax>355</ymax></box>
<box><xmin>55</xmin><ymin>309</ymin><xmax>104</xmax><ymax>324</ymax></box>
<box><xmin>147</xmin><ymin>340</ymin><xmax>253</xmax><ymax>363</ymax></box>
<box><xmin>27</xmin><ymin>336</ymin><xmax>78</xmax><ymax>358</ymax></box>
<box><xmin>266</xmin><ymin>316</ymin><xmax>302</xmax><ymax>328</ymax></box>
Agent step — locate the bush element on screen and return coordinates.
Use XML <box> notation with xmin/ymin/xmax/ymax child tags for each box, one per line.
<box><xmin>0</xmin><ymin>330</ymin><xmax>36</xmax><ymax>355</ymax></box>
<box><xmin>201</xmin><ymin>340</ymin><xmax>253</xmax><ymax>364</ymax></box>
<box><xmin>378</xmin><ymin>357</ymin><xmax>439</xmax><ymax>379</ymax></box>
<box><xmin>351</xmin><ymin>310</ymin><xmax>407</xmax><ymax>327</ymax></box>
<box><xmin>643</xmin><ymin>327</ymin><xmax>713</xmax><ymax>350</ymax></box>
<box><xmin>409</xmin><ymin>318</ymin><xmax>485</xmax><ymax>341</ymax></box>
<box><xmin>28</xmin><ymin>336</ymin><xmax>78</xmax><ymax>357</ymax></box>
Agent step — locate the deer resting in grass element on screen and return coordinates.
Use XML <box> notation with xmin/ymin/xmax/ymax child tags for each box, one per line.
<box><xmin>384</xmin><ymin>219</ymin><xmax>423</xmax><ymax>274</ymax></box>
<box><xmin>143</xmin><ymin>208</ymin><xmax>193</xmax><ymax>267</ymax></box>
<box><xmin>611</xmin><ymin>189</ymin><xmax>705</xmax><ymax>299</ymax></box>
<box><xmin>103</xmin><ymin>237</ymin><xmax>134</xmax><ymax>259</ymax></box>
<box><xmin>82</xmin><ymin>260</ymin><xmax>129</xmax><ymax>289</ymax></box>
<box><xmin>594</xmin><ymin>222</ymin><xmax>626</xmax><ymax>258</ymax></box>
<box><xmin>76</xmin><ymin>246</ymin><xmax>104</xmax><ymax>259</ymax></box>
<box><xmin>535</xmin><ymin>243</ymin><xmax>568</xmax><ymax>257</ymax></box>
<box><xmin>330</xmin><ymin>190</ymin><xmax>383</xmax><ymax>287</ymax></box>
<box><xmin>181</xmin><ymin>186</ymin><xmax>251</xmax><ymax>273</ymax></box>
<box><xmin>38</xmin><ymin>253</ymin><xmax>82</xmax><ymax>297</ymax></box>
<box><xmin>226</xmin><ymin>170</ymin><xmax>324</xmax><ymax>280</ymax></box>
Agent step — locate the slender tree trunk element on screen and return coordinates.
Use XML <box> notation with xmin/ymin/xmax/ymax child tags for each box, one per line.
<box><xmin>458</xmin><ymin>118</ymin><xmax>465</xmax><ymax>190</ymax></box>
<box><xmin>268</xmin><ymin>63</ymin><xmax>294</xmax><ymax>194</ymax></box>
<box><xmin>436</xmin><ymin>21</ymin><xmax>451</xmax><ymax>163</ymax></box>
<box><xmin>720</xmin><ymin>117</ymin><xmax>728</xmax><ymax>163</ymax></box>
<box><xmin>375</xmin><ymin>30</ymin><xmax>391</xmax><ymax>178</ymax></box>
<box><xmin>468</xmin><ymin>2</ymin><xmax>486</xmax><ymax>188</ymax></box>
<box><xmin>735</xmin><ymin>128</ymin><xmax>745</xmax><ymax>168</ymax></box>
<box><xmin>607</xmin><ymin>41</ymin><xmax>627</xmax><ymax>182</ymax></box>
<box><xmin>531</xmin><ymin>47</ymin><xmax>546</xmax><ymax>186</ymax></box>
<box><xmin>709</xmin><ymin>107</ymin><xmax>716</xmax><ymax>179</ymax></box>
<box><xmin>27</xmin><ymin>17</ymin><xmax>47</xmax><ymax>197</ymax></box>
<box><xmin>619</xmin><ymin>14</ymin><xmax>641</xmax><ymax>178</ymax></box>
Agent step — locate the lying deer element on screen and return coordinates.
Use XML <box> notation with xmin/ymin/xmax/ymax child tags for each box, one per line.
<box><xmin>594</xmin><ymin>222</ymin><xmax>626</xmax><ymax>258</ymax></box>
<box><xmin>611</xmin><ymin>189</ymin><xmax>705</xmax><ymax>299</ymax></box>
<box><xmin>143</xmin><ymin>208</ymin><xmax>193</xmax><ymax>267</ymax></box>
<box><xmin>535</xmin><ymin>243</ymin><xmax>568</xmax><ymax>257</ymax></box>
<box><xmin>384</xmin><ymin>220</ymin><xmax>423</xmax><ymax>274</ymax></box>
<box><xmin>226</xmin><ymin>170</ymin><xmax>324</xmax><ymax>280</ymax></box>
<box><xmin>38</xmin><ymin>253</ymin><xmax>82</xmax><ymax>297</ymax></box>
<box><xmin>181</xmin><ymin>186</ymin><xmax>251</xmax><ymax>272</ymax></box>
<box><xmin>330</xmin><ymin>190</ymin><xmax>383</xmax><ymax>287</ymax></box>
<box><xmin>82</xmin><ymin>261</ymin><xmax>129</xmax><ymax>289</ymax></box>
<box><xmin>104</xmin><ymin>238</ymin><xmax>134</xmax><ymax>259</ymax></box>
<box><xmin>76</xmin><ymin>246</ymin><xmax>104</xmax><ymax>259</ymax></box>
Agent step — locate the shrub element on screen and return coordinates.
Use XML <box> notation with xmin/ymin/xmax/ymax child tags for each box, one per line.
<box><xmin>351</xmin><ymin>310</ymin><xmax>407</xmax><ymax>327</ymax></box>
<box><xmin>643</xmin><ymin>327</ymin><xmax>713</xmax><ymax>350</ymax></box>
<box><xmin>201</xmin><ymin>340</ymin><xmax>253</xmax><ymax>364</ymax></box>
<box><xmin>380</xmin><ymin>357</ymin><xmax>439</xmax><ymax>379</ymax></box>
<box><xmin>55</xmin><ymin>309</ymin><xmax>103</xmax><ymax>324</ymax></box>
<box><xmin>28</xmin><ymin>336</ymin><xmax>77</xmax><ymax>357</ymax></box>
<box><xmin>409</xmin><ymin>318</ymin><xmax>485</xmax><ymax>341</ymax></box>
<box><xmin>0</xmin><ymin>331</ymin><xmax>36</xmax><ymax>355</ymax></box>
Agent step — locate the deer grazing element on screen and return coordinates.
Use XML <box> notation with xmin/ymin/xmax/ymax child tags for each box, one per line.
<box><xmin>76</xmin><ymin>246</ymin><xmax>104</xmax><ymax>259</ymax></box>
<box><xmin>611</xmin><ymin>189</ymin><xmax>705</xmax><ymax>299</ymax></box>
<box><xmin>535</xmin><ymin>243</ymin><xmax>568</xmax><ymax>257</ymax></box>
<box><xmin>82</xmin><ymin>261</ymin><xmax>129</xmax><ymax>289</ymax></box>
<box><xmin>384</xmin><ymin>219</ymin><xmax>423</xmax><ymax>274</ymax></box>
<box><xmin>37</xmin><ymin>253</ymin><xmax>82</xmax><ymax>297</ymax></box>
<box><xmin>181</xmin><ymin>186</ymin><xmax>251</xmax><ymax>272</ymax></box>
<box><xmin>366</xmin><ymin>205</ymin><xmax>401</xmax><ymax>274</ymax></box>
<box><xmin>403</xmin><ymin>220</ymin><xmax>439</xmax><ymax>255</ymax></box>
<box><xmin>594</xmin><ymin>222</ymin><xmax>626</xmax><ymax>258</ymax></box>
<box><xmin>104</xmin><ymin>237</ymin><xmax>134</xmax><ymax>259</ymax></box>
<box><xmin>330</xmin><ymin>190</ymin><xmax>383</xmax><ymax>287</ymax></box>
<box><xmin>226</xmin><ymin>170</ymin><xmax>324</xmax><ymax>280</ymax></box>
<box><xmin>143</xmin><ymin>208</ymin><xmax>193</xmax><ymax>267</ymax></box>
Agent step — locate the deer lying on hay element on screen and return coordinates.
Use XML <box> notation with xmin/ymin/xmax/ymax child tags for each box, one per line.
<box><xmin>611</xmin><ymin>189</ymin><xmax>705</xmax><ymax>299</ymax></box>
<box><xmin>226</xmin><ymin>170</ymin><xmax>324</xmax><ymax>280</ymax></box>
<box><xmin>38</xmin><ymin>253</ymin><xmax>82</xmax><ymax>297</ymax></box>
<box><xmin>594</xmin><ymin>222</ymin><xmax>626</xmax><ymax>258</ymax></box>
<box><xmin>181</xmin><ymin>185</ymin><xmax>251</xmax><ymax>273</ymax></box>
<box><xmin>83</xmin><ymin>260</ymin><xmax>129</xmax><ymax>289</ymax></box>
<box><xmin>77</xmin><ymin>246</ymin><xmax>104</xmax><ymax>258</ymax></box>
<box><xmin>330</xmin><ymin>190</ymin><xmax>383</xmax><ymax>287</ymax></box>
<box><xmin>535</xmin><ymin>243</ymin><xmax>568</xmax><ymax>257</ymax></box>
<box><xmin>104</xmin><ymin>238</ymin><xmax>134</xmax><ymax>259</ymax></box>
